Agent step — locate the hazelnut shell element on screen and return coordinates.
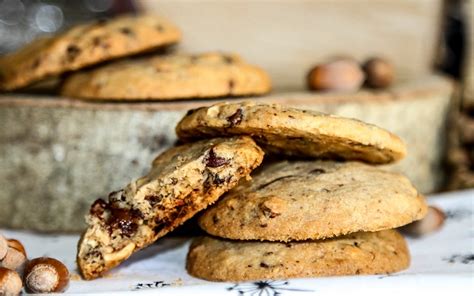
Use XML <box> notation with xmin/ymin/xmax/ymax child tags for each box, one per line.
<box><xmin>401</xmin><ymin>206</ymin><xmax>445</xmax><ymax>237</ymax></box>
<box><xmin>0</xmin><ymin>235</ymin><xmax>7</xmax><ymax>260</ymax></box>
<box><xmin>0</xmin><ymin>267</ymin><xmax>23</xmax><ymax>295</ymax></box>
<box><xmin>24</xmin><ymin>257</ymin><xmax>70</xmax><ymax>293</ymax></box>
<box><xmin>7</xmin><ymin>239</ymin><xmax>26</xmax><ymax>257</ymax></box>
<box><xmin>363</xmin><ymin>57</ymin><xmax>394</xmax><ymax>88</ymax></box>
<box><xmin>1</xmin><ymin>247</ymin><xmax>27</xmax><ymax>272</ymax></box>
<box><xmin>307</xmin><ymin>59</ymin><xmax>365</xmax><ymax>92</ymax></box>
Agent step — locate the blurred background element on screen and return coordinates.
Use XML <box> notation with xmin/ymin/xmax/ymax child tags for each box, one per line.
<box><xmin>0</xmin><ymin>0</ymin><xmax>468</xmax><ymax>85</ymax></box>
<box><xmin>0</xmin><ymin>0</ymin><xmax>472</xmax><ymax>232</ymax></box>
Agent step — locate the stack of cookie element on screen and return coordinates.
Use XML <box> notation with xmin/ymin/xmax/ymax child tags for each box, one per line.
<box><xmin>0</xmin><ymin>14</ymin><xmax>271</xmax><ymax>100</ymax></box>
<box><xmin>178</xmin><ymin>102</ymin><xmax>428</xmax><ymax>281</ymax></box>
<box><xmin>76</xmin><ymin>101</ymin><xmax>426</xmax><ymax>282</ymax></box>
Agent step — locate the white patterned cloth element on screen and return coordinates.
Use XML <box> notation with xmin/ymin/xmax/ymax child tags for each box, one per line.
<box><xmin>2</xmin><ymin>189</ymin><xmax>473</xmax><ymax>295</ymax></box>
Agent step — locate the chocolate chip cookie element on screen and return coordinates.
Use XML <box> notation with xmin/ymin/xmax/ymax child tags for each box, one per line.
<box><xmin>199</xmin><ymin>160</ymin><xmax>427</xmax><ymax>241</ymax></box>
<box><xmin>0</xmin><ymin>14</ymin><xmax>181</xmax><ymax>90</ymax></box>
<box><xmin>176</xmin><ymin>102</ymin><xmax>406</xmax><ymax>164</ymax></box>
<box><xmin>186</xmin><ymin>230</ymin><xmax>410</xmax><ymax>281</ymax></box>
<box><xmin>77</xmin><ymin>136</ymin><xmax>264</xmax><ymax>280</ymax></box>
<box><xmin>60</xmin><ymin>52</ymin><xmax>271</xmax><ymax>100</ymax></box>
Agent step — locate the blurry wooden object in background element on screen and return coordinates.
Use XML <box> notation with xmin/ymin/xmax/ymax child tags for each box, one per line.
<box><xmin>447</xmin><ymin>0</ymin><xmax>474</xmax><ymax>190</ymax></box>
<box><xmin>463</xmin><ymin>0</ymin><xmax>473</xmax><ymax>109</ymax></box>
<box><xmin>0</xmin><ymin>75</ymin><xmax>452</xmax><ymax>232</ymax></box>
<box><xmin>0</xmin><ymin>0</ymin><xmax>456</xmax><ymax>232</ymax></box>
<box><xmin>138</xmin><ymin>0</ymin><xmax>443</xmax><ymax>90</ymax></box>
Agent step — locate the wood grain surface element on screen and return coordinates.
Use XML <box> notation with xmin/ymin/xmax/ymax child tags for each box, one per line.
<box><xmin>0</xmin><ymin>75</ymin><xmax>453</xmax><ymax>232</ymax></box>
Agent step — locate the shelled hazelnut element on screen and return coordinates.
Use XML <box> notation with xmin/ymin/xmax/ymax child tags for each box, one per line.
<box><xmin>307</xmin><ymin>59</ymin><xmax>365</xmax><ymax>92</ymax></box>
<box><xmin>24</xmin><ymin>257</ymin><xmax>70</xmax><ymax>293</ymax></box>
<box><xmin>363</xmin><ymin>57</ymin><xmax>394</xmax><ymax>88</ymax></box>
<box><xmin>0</xmin><ymin>267</ymin><xmax>23</xmax><ymax>296</ymax></box>
<box><xmin>401</xmin><ymin>206</ymin><xmax>445</xmax><ymax>237</ymax></box>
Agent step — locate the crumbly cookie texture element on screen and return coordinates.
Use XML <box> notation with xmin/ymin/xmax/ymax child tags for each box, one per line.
<box><xmin>60</xmin><ymin>52</ymin><xmax>271</xmax><ymax>100</ymax></box>
<box><xmin>77</xmin><ymin>136</ymin><xmax>264</xmax><ymax>280</ymax></box>
<box><xmin>176</xmin><ymin>102</ymin><xmax>407</xmax><ymax>164</ymax></box>
<box><xmin>0</xmin><ymin>14</ymin><xmax>181</xmax><ymax>90</ymax></box>
<box><xmin>199</xmin><ymin>160</ymin><xmax>427</xmax><ymax>241</ymax></box>
<box><xmin>186</xmin><ymin>230</ymin><xmax>410</xmax><ymax>282</ymax></box>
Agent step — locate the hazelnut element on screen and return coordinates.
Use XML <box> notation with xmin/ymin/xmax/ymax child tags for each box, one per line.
<box><xmin>0</xmin><ymin>239</ymin><xmax>27</xmax><ymax>273</ymax></box>
<box><xmin>307</xmin><ymin>59</ymin><xmax>365</xmax><ymax>92</ymax></box>
<box><xmin>0</xmin><ymin>267</ymin><xmax>23</xmax><ymax>296</ymax></box>
<box><xmin>0</xmin><ymin>235</ymin><xmax>7</xmax><ymax>260</ymax></box>
<box><xmin>401</xmin><ymin>206</ymin><xmax>445</xmax><ymax>237</ymax></box>
<box><xmin>6</xmin><ymin>240</ymin><xmax>25</xmax><ymax>258</ymax></box>
<box><xmin>363</xmin><ymin>57</ymin><xmax>394</xmax><ymax>88</ymax></box>
<box><xmin>24</xmin><ymin>257</ymin><xmax>69</xmax><ymax>293</ymax></box>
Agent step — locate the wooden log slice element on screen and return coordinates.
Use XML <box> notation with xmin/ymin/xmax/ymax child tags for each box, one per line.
<box><xmin>0</xmin><ymin>75</ymin><xmax>453</xmax><ymax>232</ymax></box>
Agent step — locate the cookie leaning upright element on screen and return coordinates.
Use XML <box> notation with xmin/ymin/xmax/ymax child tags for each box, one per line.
<box><xmin>0</xmin><ymin>14</ymin><xmax>181</xmax><ymax>91</ymax></box>
<box><xmin>176</xmin><ymin>102</ymin><xmax>406</xmax><ymax>164</ymax></box>
<box><xmin>77</xmin><ymin>136</ymin><xmax>263</xmax><ymax>280</ymax></box>
<box><xmin>61</xmin><ymin>53</ymin><xmax>271</xmax><ymax>100</ymax></box>
<box><xmin>199</xmin><ymin>160</ymin><xmax>427</xmax><ymax>241</ymax></box>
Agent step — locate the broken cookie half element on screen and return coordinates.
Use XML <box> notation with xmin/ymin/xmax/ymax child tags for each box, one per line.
<box><xmin>77</xmin><ymin>136</ymin><xmax>264</xmax><ymax>280</ymax></box>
